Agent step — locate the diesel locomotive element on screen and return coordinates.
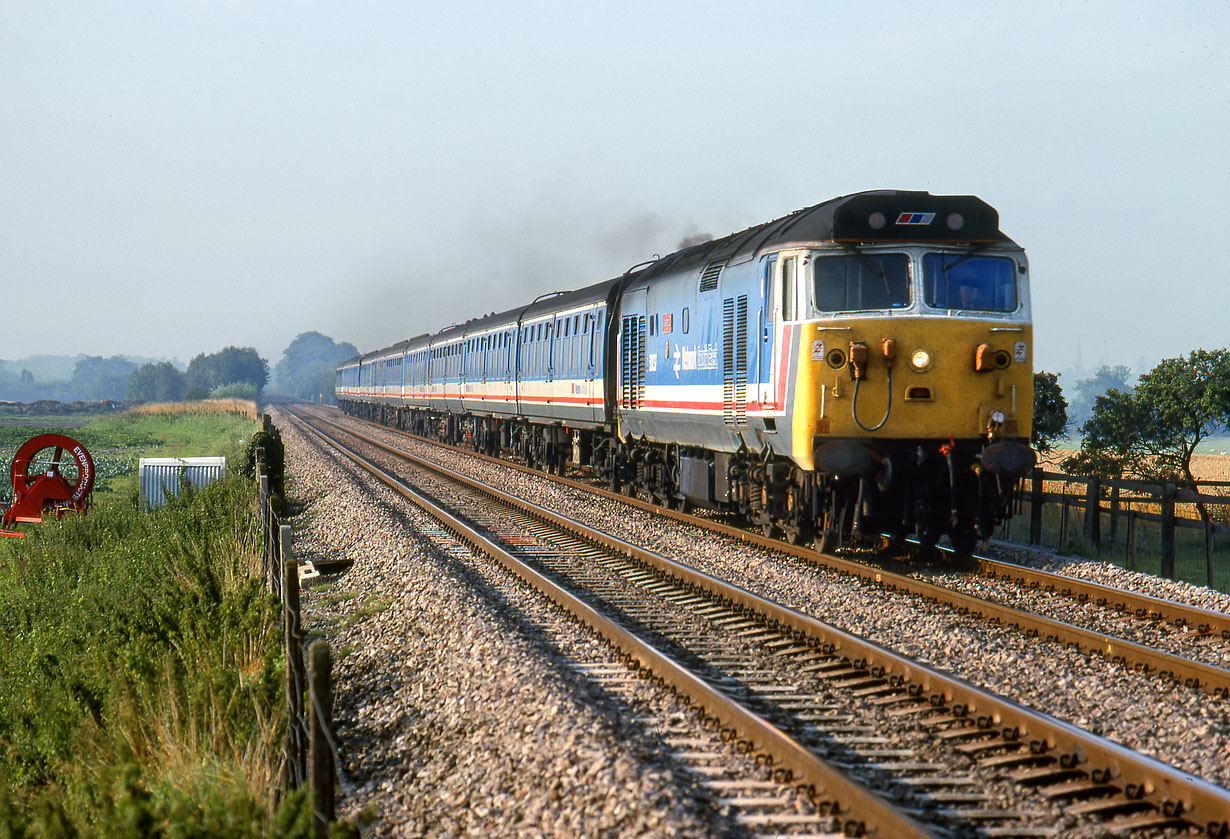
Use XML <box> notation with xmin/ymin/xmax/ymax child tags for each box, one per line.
<box><xmin>337</xmin><ymin>190</ymin><xmax>1037</xmax><ymax>555</ymax></box>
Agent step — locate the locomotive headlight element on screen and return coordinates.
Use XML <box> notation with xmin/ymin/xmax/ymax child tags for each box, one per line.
<box><xmin>867</xmin><ymin>211</ymin><xmax>887</xmax><ymax>230</ymax></box>
<box><xmin>909</xmin><ymin>348</ymin><xmax>932</xmax><ymax>372</ymax></box>
<box><xmin>946</xmin><ymin>212</ymin><xmax>965</xmax><ymax>231</ymax></box>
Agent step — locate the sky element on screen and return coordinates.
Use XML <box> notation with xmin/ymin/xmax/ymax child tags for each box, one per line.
<box><xmin>2</xmin><ymin>1</ymin><xmax>1227</xmax><ymax>381</ymax></box>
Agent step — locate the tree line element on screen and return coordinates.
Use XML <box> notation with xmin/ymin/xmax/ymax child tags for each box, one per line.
<box><xmin>125</xmin><ymin>332</ymin><xmax>357</xmax><ymax>403</ymax></box>
<box><xmin>0</xmin><ymin>332</ymin><xmax>357</xmax><ymax>405</ymax></box>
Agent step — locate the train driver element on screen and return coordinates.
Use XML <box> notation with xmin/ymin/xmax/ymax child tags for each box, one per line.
<box><xmin>957</xmin><ymin>282</ymin><xmax>983</xmax><ymax>309</ymax></box>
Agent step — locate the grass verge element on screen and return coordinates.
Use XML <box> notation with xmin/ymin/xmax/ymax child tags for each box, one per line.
<box><xmin>0</xmin><ymin>410</ymin><xmax>341</xmax><ymax>836</ymax></box>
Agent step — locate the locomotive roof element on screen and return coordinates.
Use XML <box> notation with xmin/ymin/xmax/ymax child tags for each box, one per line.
<box><xmin>625</xmin><ymin>190</ymin><xmax>1015</xmax><ymax>284</ymax></box>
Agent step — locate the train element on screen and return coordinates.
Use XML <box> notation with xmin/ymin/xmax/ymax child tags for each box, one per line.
<box><xmin>336</xmin><ymin>190</ymin><xmax>1037</xmax><ymax>556</ymax></box>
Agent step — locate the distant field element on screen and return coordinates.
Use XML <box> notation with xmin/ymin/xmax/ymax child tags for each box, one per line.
<box><xmin>1043</xmin><ymin>449</ymin><xmax>1230</xmax><ymax>483</ymax></box>
<box><xmin>1190</xmin><ymin>453</ymin><xmax>1230</xmax><ymax>482</ymax></box>
<box><xmin>0</xmin><ymin>414</ymin><xmax>91</xmax><ymax>428</ymax></box>
<box><xmin>0</xmin><ymin>403</ymin><xmax>123</xmax><ymax>428</ymax></box>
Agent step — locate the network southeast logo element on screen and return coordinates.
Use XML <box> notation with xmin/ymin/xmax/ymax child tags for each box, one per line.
<box><xmin>895</xmin><ymin>212</ymin><xmax>935</xmax><ymax>225</ymax></box>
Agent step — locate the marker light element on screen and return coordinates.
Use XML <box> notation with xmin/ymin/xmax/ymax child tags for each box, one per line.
<box><xmin>909</xmin><ymin>349</ymin><xmax>932</xmax><ymax>371</ymax></box>
<box><xmin>946</xmin><ymin>212</ymin><xmax>965</xmax><ymax>231</ymax></box>
<box><xmin>868</xmin><ymin>211</ymin><xmax>887</xmax><ymax>230</ymax></box>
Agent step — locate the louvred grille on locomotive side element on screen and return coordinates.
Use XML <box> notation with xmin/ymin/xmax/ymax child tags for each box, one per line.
<box><xmin>620</xmin><ymin>315</ymin><xmax>645</xmax><ymax>410</ymax></box>
<box><xmin>722</xmin><ymin>295</ymin><xmax>748</xmax><ymax>427</ymax></box>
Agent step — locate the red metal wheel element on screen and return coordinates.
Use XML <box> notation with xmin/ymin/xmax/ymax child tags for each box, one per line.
<box><xmin>4</xmin><ymin>433</ymin><xmax>95</xmax><ymax>524</ymax></box>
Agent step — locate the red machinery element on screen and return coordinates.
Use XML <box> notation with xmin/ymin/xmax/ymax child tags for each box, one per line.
<box><xmin>1</xmin><ymin>433</ymin><xmax>95</xmax><ymax>537</ymax></box>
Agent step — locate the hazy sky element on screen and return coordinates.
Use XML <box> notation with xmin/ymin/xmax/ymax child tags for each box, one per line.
<box><xmin>2</xmin><ymin>1</ymin><xmax>1227</xmax><ymax>378</ymax></box>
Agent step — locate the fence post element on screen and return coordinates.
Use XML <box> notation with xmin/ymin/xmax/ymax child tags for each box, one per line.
<box><xmin>1160</xmin><ymin>483</ymin><xmax>1176</xmax><ymax>579</ymax></box>
<box><xmin>1060</xmin><ymin>496</ymin><xmax>1070</xmax><ymax>548</ymax></box>
<box><xmin>1029</xmin><ymin>468</ymin><xmax>1043</xmax><ymax>546</ymax></box>
<box><xmin>1206</xmin><ymin>518</ymin><xmax>1216</xmax><ymax>589</ymax></box>
<box><xmin>309</xmin><ymin>640</ymin><xmax>335</xmax><ymax>838</ymax></box>
<box><xmin>260</xmin><ymin>474</ymin><xmax>271</xmax><ymax>588</ymax></box>
<box><xmin>1108</xmin><ymin>483</ymin><xmax>1121</xmax><ymax>545</ymax></box>
<box><xmin>1084</xmin><ymin>477</ymin><xmax>1101</xmax><ymax>553</ymax></box>
<box><xmin>1126</xmin><ymin>509</ymin><xmax>1137</xmax><ymax>570</ymax></box>
<box><xmin>281</xmin><ymin>525</ymin><xmax>306</xmax><ymax>787</ymax></box>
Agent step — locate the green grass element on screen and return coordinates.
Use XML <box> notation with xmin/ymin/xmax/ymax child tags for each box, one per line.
<box><xmin>0</xmin><ymin>412</ymin><xmax>259</xmax><ymax>502</ymax></box>
<box><xmin>0</xmin><ymin>412</ymin><xmax>347</xmax><ymax>836</ymax></box>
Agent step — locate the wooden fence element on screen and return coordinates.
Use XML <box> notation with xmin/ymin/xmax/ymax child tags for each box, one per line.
<box><xmin>1013</xmin><ymin>468</ymin><xmax>1230</xmax><ymax>588</ymax></box>
<box><xmin>257</xmin><ymin>420</ymin><xmax>343</xmax><ymax>838</ymax></box>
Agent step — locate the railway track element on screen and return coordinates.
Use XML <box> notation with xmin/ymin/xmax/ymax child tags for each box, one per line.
<box><xmin>320</xmin><ymin>406</ymin><xmax>1230</xmax><ymax>697</ymax></box>
<box><xmin>285</xmin><ymin>405</ymin><xmax>1230</xmax><ymax>838</ymax></box>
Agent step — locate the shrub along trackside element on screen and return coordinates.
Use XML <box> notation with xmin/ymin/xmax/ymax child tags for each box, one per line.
<box><xmin>0</xmin><ymin>414</ymin><xmax>322</xmax><ymax>837</ymax></box>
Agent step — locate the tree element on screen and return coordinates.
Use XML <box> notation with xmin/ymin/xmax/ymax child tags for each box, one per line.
<box><xmin>210</xmin><ymin>382</ymin><xmax>260</xmax><ymax>400</ymax></box>
<box><xmin>1068</xmin><ymin>365</ymin><xmax>1133</xmax><ymax>429</ymax></box>
<box><xmin>125</xmin><ymin>362</ymin><xmax>186</xmax><ymax>403</ymax></box>
<box><xmin>1061</xmin><ymin>388</ymin><xmax>1141</xmax><ymax>479</ymax></box>
<box><xmin>184</xmin><ymin>347</ymin><xmax>268</xmax><ymax>400</ymax></box>
<box><xmin>1031</xmin><ymin>371</ymin><xmax>1068</xmax><ymax>454</ymax></box>
<box><xmin>70</xmin><ymin>356</ymin><xmax>138</xmax><ymax>401</ymax></box>
<box><xmin>1132</xmin><ymin>349</ymin><xmax>1230</xmax><ymax>483</ymax></box>
<box><xmin>272</xmin><ymin>332</ymin><xmax>358</xmax><ymax>403</ymax></box>
<box><xmin>1064</xmin><ymin>349</ymin><xmax>1230</xmax><ymax>484</ymax></box>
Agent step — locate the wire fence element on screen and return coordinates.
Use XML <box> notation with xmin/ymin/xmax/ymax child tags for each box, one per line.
<box><xmin>257</xmin><ymin>420</ymin><xmax>351</xmax><ymax>837</ymax></box>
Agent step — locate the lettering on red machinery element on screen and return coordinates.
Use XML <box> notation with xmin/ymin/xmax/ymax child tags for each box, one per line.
<box><xmin>71</xmin><ymin>445</ymin><xmax>91</xmax><ymax>502</ymax></box>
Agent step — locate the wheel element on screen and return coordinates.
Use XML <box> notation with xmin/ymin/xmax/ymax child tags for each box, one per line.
<box><xmin>5</xmin><ymin>433</ymin><xmax>95</xmax><ymax>523</ymax></box>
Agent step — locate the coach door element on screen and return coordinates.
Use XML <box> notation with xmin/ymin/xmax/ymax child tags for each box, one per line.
<box><xmin>582</xmin><ymin>307</ymin><xmax>603</xmax><ymax>422</ymax></box>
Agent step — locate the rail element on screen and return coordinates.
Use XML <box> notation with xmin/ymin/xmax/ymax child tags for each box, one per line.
<box><xmin>286</xmin><ymin>406</ymin><xmax>932</xmax><ymax>837</ymax></box>
<box><xmin>290</xmin><ymin>406</ymin><xmax>1230</xmax><ymax>837</ymax></box>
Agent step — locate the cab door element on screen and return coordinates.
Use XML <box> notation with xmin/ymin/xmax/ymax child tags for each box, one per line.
<box><xmin>758</xmin><ymin>252</ymin><xmax>799</xmax><ymax>411</ymax></box>
<box><xmin>583</xmin><ymin>307</ymin><xmax>604</xmax><ymax>423</ymax></box>
<box><xmin>757</xmin><ymin>255</ymin><xmax>777</xmax><ymax>405</ymax></box>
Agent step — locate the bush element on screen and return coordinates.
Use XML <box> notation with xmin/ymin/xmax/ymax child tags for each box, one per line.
<box><xmin>210</xmin><ymin>382</ymin><xmax>260</xmax><ymax>401</ymax></box>
<box><xmin>244</xmin><ymin>428</ymin><xmax>286</xmax><ymax>511</ymax></box>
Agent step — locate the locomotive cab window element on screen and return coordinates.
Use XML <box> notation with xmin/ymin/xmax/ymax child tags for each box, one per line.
<box><xmin>923</xmin><ymin>254</ymin><xmax>1017</xmax><ymax>312</ymax></box>
<box><xmin>813</xmin><ymin>253</ymin><xmax>910</xmax><ymax>312</ymax></box>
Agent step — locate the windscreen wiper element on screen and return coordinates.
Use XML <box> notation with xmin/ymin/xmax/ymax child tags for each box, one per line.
<box><xmin>842</xmin><ymin>244</ymin><xmax>891</xmax><ymax>294</ymax></box>
<box><xmin>937</xmin><ymin>244</ymin><xmax>989</xmax><ymax>274</ymax></box>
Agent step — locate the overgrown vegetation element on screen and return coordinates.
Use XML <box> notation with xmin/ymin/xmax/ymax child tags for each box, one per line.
<box><xmin>0</xmin><ymin>410</ymin><xmax>332</xmax><ymax>836</ymax></box>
